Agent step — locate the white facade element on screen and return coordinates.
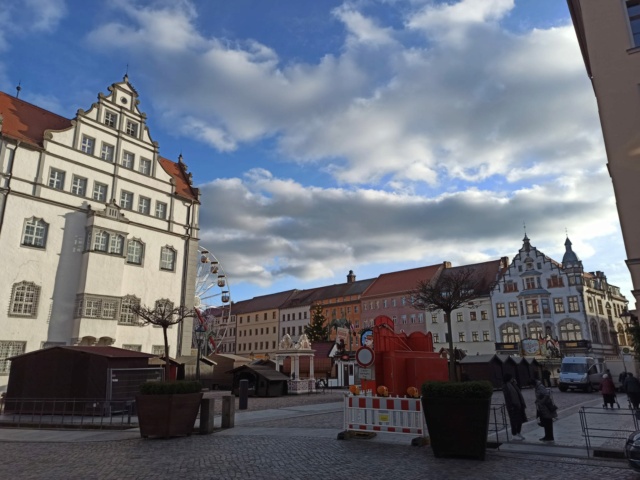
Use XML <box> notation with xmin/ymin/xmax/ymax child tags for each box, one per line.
<box><xmin>491</xmin><ymin>235</ymin><xmax>628</xmax><ymax>358</ymax></box>
<box><xmin>0</xmin><ymin>77</ymin><xmax>200</xmax><ymax>391</ymax></box>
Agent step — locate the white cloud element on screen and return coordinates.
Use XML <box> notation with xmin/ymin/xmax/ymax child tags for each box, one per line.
<box><xmin>0</xmin><ymin>0</ymin><xmax>67</xmax><ymax>51</ymax></box>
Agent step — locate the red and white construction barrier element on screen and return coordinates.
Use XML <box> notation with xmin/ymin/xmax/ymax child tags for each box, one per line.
<box><xmin>343</xmin><ymin>395</ymin><xmax>425</xmax><ymax>436</ymax></box>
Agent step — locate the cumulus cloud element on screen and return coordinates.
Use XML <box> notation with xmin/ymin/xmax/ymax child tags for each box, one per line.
<box><xmin>0</xmin><ymin>0</ymin><xmax>67</xmax><ymax>51</ymax></box>
<box><xmin>77</xmin><ymin>0</ymin><xmax>630</xmax><ymax>296</ymax></box>
<box><xmin>197</xmin><ymin>167</ymin><xmax>622</xmax><ymax>287</ymax></box>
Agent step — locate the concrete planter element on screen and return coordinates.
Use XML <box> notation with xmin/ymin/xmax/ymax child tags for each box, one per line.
<box><xmin>136</xmin><ymin>392</ymin><xmax>203</xmax><ymax>439</ymax></box>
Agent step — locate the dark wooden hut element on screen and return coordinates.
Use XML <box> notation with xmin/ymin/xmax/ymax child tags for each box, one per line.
<box><xmin>228</xmin><ymin>364</ymin><xmax>289</xmax><ymax>397</ymax></box>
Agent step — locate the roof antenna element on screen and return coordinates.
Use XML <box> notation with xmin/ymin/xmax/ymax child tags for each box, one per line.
<box><xmin>16</xmin><ymin>81</ymin><xmax>22</xmax><ymax>99</ymax></box>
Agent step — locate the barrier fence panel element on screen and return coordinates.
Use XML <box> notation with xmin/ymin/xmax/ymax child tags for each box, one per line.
<box><xmin>579</xmin><ymin>406</ymin><xmax>640</xmax><ymax>457</ymax></box>
<box><xmin>343</xmin><ymin>395</ymin><xmax>425</xmax><ymax>436</ymax></box>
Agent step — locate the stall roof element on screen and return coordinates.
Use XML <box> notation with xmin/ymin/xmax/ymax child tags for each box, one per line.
<box><xmin>227</xmin><ymin>364</ymin><xmax>290</xmax><ymax>381</ymax></box>
<box><xmin>9</xmin><ymin>345</ymin><xmax>156</xmax><ymax>360</ymax></box>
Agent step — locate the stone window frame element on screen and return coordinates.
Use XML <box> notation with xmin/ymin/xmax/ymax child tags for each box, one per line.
<box><xmin>0</xmin><ymin>341</ymin><xmax>26</xmax><ymax>375</ymax></box>
<box><xmin>160</xmin><ymin>246</ymin><xmax>177</xmax><ymax>272</ymax></box>
<box><xmin>75</xmin><ymin>294</ymin><xmax>121</xmax><ymax>320</ymax></box>
<box><xmin>9</xmin><ymin>281</ymin><xmax>41</xmax><ymax>318</ymax></box>
<box><xmin>21</xmin><ymin>217</ymin><xmax>48</xmax><ymax>248</ymax></box>
<box><xmin>119</xmin><ymin>295</ymin><xmax>140</xmax><ymax>325</ymax></box>
<box><xmin>126</xmin><ymin>238</ymin><xmax>145</xmax><ymax>266</ymax></box>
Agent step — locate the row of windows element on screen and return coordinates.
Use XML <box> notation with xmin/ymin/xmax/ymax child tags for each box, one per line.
<box><xmin>85</xmin><ymin>228</ymin><xmax>176</xmax><ymax>270</ymax></box>
<box><xmin>48</xmin><ymin>168</ymin><xmax>168</xmax><ymax>219</ymax></box>
<box><xmin>237</xmin><ymin>341</ymin><xmax>277</xmax><ymax>352</ymax></box>
<box><xmin>80</xmin><ymin>127</ymin><xmax>151</xmax><ymax>175</ymax></box>
<box><xmin>495</xmin><ymin>297</ymin><xmax>580</xmax><ymax>317</ymax></box>
<box><xmin>281</xmin><ymin>312</ymin><xmax>309</xmax><ymax>322</ymax></box>
<box><xmin>431</xmin><ymin>331</ymin><xmax>491</xmax><ymax>343</ymax></box>
<box><xmin>237</xmin><ymin>311</ymin><xmax>277</xmax><ymax>324</ymax></box>
<box><xmin>238</xmin><ymin>326</ymin><xmax>277</xmax><ymax>337</ymax></box>
<box><xmin>20</xmin><ymin>218</ymin><xmax>176</xmax><ymax>271</ymax></box>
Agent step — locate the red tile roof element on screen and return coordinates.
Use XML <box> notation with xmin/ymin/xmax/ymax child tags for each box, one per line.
<box><xmin>440</xmin><ymin>259</ymin><xmax>506</xmax><ymax>295</ymax></box>
<box><xmin>362</xmin><ymin>263</ymin><xmax>444</xmax><ymax>298</ymax></box>
<box><xmin>0</xmin><ymin>92</ymin><xmax>71</xmax><ymax>148</ymax></box>
<box><xmin>0</xmin><ymin>91</ymin><xmax>198</xmax><ymax>201</ymax></box>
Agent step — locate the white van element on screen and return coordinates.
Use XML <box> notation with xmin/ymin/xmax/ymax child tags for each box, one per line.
<box><xmin>558</xmin><ymin>356</ymin><xmax>606</xmax><ymax>392</ymax></box>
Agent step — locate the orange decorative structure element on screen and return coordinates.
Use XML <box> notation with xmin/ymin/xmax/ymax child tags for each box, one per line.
<box><xmin>406</xmin><ymin>386</ymin><xmax>419</xmax><ymax>398</ymax></box>
<box><xmin>349</xmin><ymin>384</ymin><xmax>361</xmax><ymax>395</ymax></box>
<box><xmin>376</xmin><ymin>385</ymin><xmax>389</xmax><ymax>397</ymax></box>
<box><xmin>371</xmin><ymin>315</ymin><xmax>448</xmax><ymax>396</ymax></box>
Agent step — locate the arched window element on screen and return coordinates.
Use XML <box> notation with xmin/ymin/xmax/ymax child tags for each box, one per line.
<box><xmin>94</xmin><ymin>231</ymin><xmax>109</xmax><ymax>251</ymax></box>
<box><xmin>160</xmin><ymin>246</ymin><xmax>176</xmax><ymax>271</ymax></box>
<box><xmin>501</xmin><ymin>323</ymin><xmax>521</xmax><ymax>343</ymax></box>
<box><xmin>559</xmin><ymin>320</ymin><xmax>582</xmax><ymax>341</ymax></box>
<box><xmin>9</xmin><ymin>281</ymin><xmax>41</xmax><ymax>318</ymax></box>
<box><xmin>528</xmin><ymin>321</ymin><xmax>544</xmax><ymax>339</ymax></box>
<box><xmin>590</xmin><ymin>319</ymin><xmax>600</xmax><ymax>343</ymax></box>
<box><xmin>600</xmin><ymin>319</ymin><xmax>611</xmax><ymax>345</ymax></box>
<box><xmin>21</xmin><ymin>218</ymin><xmax>48</xmax><ymax>248</ymax></box>
<box><xmin>618</xmin><ymin>324</ymin><xmax>628</xmax><ymax>347</ymax></box>
<box><xmin>127</xmin><ymin>239</ymin><xmax>144</xmax><ymax>265</ymax></box>
<box><xmin>119</xmin><ymin>295</ymin><xmax>140</xmax><ymax>325</ymax></box>
<box><xmin>109</xmin><ymin>234</ymin><xmax>125</xmax><ymax>255</ymax></box>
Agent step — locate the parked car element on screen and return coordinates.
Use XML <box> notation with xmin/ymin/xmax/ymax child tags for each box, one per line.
<box><xmin>625</xmin><ymin>430</ymin><xmax>640</xmax><ymax>472</ymax></box>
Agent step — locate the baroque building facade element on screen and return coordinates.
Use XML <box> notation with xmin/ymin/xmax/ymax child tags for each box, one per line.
<box><xmin>492</xmin><ymin>235</ymin><xmax>628</xmax><ymax>359</ymax></box>
<box><xmin>0</xmin><ymin>77</ymin><xmax>200</xmax><ymax>391</ymax></box>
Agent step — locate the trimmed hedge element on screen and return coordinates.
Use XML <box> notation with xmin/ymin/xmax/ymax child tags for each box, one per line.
<box><xmin>421</xmin><ymin>380</ymin><xmax>493</xmax><ymax>399</ymax></box>
<box><xmin>139</xmin><ymin>381</ymin><xmax>202</xmax><ymax>395</ymax></box>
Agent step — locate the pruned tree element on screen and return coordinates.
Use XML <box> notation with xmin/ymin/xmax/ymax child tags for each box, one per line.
<box><xmin>131</xmin><ymin>302</ymin><xmax>196</xmax><ymax>381</ymax></box>
<box><xmin>410</xmin><ymin>267</ymin><xmax>487</xmax><ymax>381</ymax></box>
<box><xmin>304</xmin><ymin>304</ymin><xmax>329</xmax><ymax>342</ymax></box>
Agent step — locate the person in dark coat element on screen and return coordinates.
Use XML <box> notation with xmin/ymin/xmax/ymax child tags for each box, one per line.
<box><xmin>533</xmin><ymin>377</ymin><xmax>556</xmax><ymax>442</ymax></box>
<box><xmin>600</xmin><ymin>374</ymin><xmax>616</xmax><ymax>408</ymax></box>
<box><xmin>502</xmin><ymin>373</ymin><xmax>527</xmax><ymax>440</ymax></box>
<box><xmin>542</xmin><ymin>367</ymin><xmax>552</xmax><ymax>388</ymax></box>
<box><xmin>625</xmin><ymin>373</ymin><xmax>640</xmax><ymax>409</ymax></box>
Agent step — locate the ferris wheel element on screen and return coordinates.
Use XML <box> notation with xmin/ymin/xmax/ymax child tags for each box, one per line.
<box><xmin>194</xmin><ymin>245</ymin><xmax>231</xmax><ymax>355</ymax></box>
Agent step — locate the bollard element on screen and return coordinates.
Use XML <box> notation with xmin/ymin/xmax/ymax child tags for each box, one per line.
<box><xmin>239</xmin><ymin>379</ymin><xmax>249</xmax><ymax>410</ymax></box>
<box><xmin>199</xmin><ymin>398</ymin><xmax>215</xmax><ymax>435</ymax></box>
<box><xmin>222</xmin><ymin>395</ymin><xmax>235</xmax><ymax>428</ymax></box>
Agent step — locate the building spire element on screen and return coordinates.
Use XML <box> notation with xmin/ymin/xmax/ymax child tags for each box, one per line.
<box><xmin>16</xmin><ymin>81</ymin><xmax>21</xmax><ymax>99</ymax></box>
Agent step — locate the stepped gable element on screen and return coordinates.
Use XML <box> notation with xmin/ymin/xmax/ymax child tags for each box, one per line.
<box><xmin>0</xmin><ymin>90</ymin><xmax>197</xmax><ymax>202</ymax></box>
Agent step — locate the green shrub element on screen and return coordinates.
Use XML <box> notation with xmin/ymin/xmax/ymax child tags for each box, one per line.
<box><xmin>139</xmin><ymin>381</ymin><xmax>202</xmax><ymax>395</ymax></box>
<box><xmin>421</xmin><ymin>380</ymin><xmax>493</xmax><ymax>399</ymax></box>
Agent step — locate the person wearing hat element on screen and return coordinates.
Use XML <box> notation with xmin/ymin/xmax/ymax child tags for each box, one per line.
<box><xmin>600</xmin><ymin>373</ymin><xmax>616</xmax><ymax>409</ymax></box>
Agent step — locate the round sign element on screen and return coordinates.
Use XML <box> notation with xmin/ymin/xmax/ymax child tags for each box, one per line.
<box><xmin>356</xmin><ymin>346</ymin><xmax>375</xmax><ymax>368</ymax></box>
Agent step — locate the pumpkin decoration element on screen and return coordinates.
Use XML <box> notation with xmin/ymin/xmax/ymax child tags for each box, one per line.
<box><xmin>406</xmin><ymin>386</ymin><xmax>419</xmax><ymax>398</ymax></box>
<box><xmin>376</xmin><ymin>385</ymin><xmax>389</xmax><ymax>397</ymax></box>
<box><xmin>349</xmin><ymin>384</ymin><xmax>361</xmax><ymax>395</ymax></box>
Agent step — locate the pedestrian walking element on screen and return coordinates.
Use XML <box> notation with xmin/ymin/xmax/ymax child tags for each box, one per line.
<box><xmin>542</xmin><ymin>367</ymin><xmax>552</xmax><ymax>388</ymax></box>
<box><xmin>532</xmin><ymin>377</ymin><xmax>557</xmax><ymax>442</ymax></box>
<box><xmin>502</xmin><ymin>373</ymin><xmax>527</xmax><ymax>440</ymax></box>
<box><xmin>620</xmin><ymin>371</ymin><xmax>628</xmax><ymax>391</ymax></box>
<box><xmin>600</xmin><ymin>374</ymin><xmax>616</xmax><ymax>409</ymax></box>
<box><xmin>625</xmin><ymin>373</ymin><xmax>640</xmax><ymax>410</ymax></box>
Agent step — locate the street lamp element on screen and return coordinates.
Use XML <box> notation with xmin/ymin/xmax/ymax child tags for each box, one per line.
<box><xmin>195</xmin><ymin>324</ymin><xmax>206</xmax><ymax>382</ymax></box>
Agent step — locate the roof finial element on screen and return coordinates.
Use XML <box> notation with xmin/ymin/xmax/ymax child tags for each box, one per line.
<box><xmin>124</xmin><ymin>64</ymin><xmax>129</xmax><ymax>83</ymax></box>
<box><xmin>178</xmin><ymin>153</ymin><xmax>183</xmax><ymax>164</ymax></box>
<box><xmin>16</xmin><ymin>80</ymin><xmax>22</xmax><ymax>99</ymax></box>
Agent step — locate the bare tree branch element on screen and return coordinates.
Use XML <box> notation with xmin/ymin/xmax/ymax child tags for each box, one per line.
<box><xmin>130</xmin><ymin>303</ymin><xmax>196</xmax><ymax>381</ymax></box>
<box><xmin>409</xmin><ymin>267</ymin><xmax>486</xmax><ymax>381</ymax></box>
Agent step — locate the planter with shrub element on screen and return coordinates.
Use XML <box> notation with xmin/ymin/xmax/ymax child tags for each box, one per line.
<box><xmin>421</xmin><ymin>380</ymin><xmax>493</xmax><ymax>460</ymax></box>
<box><xmin>136</xmin><ymin>381</ymin><xmax>203</xmax><ymax>438</ymax></box>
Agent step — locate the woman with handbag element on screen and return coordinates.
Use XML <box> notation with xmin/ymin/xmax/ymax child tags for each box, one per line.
<box><xmin>532</xmin><ymin>377</ymin><xmax>557</xmax><ymax>442</ymax></box>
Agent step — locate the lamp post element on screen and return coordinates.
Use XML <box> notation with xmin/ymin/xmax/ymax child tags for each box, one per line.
<box><xmin>195</xmin><ymin>324</ymin><xmax>206</xmax><ymax>382</ymax></box>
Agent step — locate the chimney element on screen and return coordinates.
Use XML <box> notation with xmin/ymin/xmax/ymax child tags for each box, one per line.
<box><xmin>500</xmin><ymin>256</ymin><xmax>509</xmax><ymax>268</ymax></box>
<box><xmin>347</xmin><ymin>270</ymin><xmax>356</xmax><ymax>283</ymax></box>
<box><xmin>443</xmin><ymin>261</ymin><xmax>452</xmax><ymax>268</ymax></box>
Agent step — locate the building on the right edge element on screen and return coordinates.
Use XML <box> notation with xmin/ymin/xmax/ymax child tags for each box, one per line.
<box><xmin>492</xmin><ymin>235</ymin><xmax>629</xmax><ymax>360</ymax></box>
<box><xmin>567</xmin><ymin>0</ymin><xmax>640</xmax><ymax>309</ymax></box>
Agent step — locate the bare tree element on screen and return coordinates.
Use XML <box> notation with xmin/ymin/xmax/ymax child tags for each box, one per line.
<box><xmin>410</xmin><ymin>267</ymin><xmax>488</xmax><ymax>381</ymax></box>
<box><xmin>131</xmin><ymin>302</ymin><xmax>196</xmax><ymax>380</ymax></box>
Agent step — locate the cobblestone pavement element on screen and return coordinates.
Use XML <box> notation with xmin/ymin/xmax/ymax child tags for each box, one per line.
<box><xmin>0</xmin><ymin>432</ymin><xmax>636</xmax><ymax>479</ymax></box>
<box><xmin>1</xmin><ymin>387</ymin><xmax>637</xmax><ymax>479</ymax></box>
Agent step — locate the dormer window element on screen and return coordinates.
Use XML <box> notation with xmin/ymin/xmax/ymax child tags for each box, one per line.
<box><xmin>104</xmin><ymin>110</ymin><xmax>118</xmax><ymax>128</ymax></box>
<box><xmin>126</xmin><ymin>120</ymin><xmax>138</xmax><ymax>137</ymax></box>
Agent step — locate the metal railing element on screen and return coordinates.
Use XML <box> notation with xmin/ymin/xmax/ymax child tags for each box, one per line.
<box><xmin>0</xmin><ymin>397</ymin><xmax>136</xmax><ymax>429</ymax></box>
<box><xmin>488</xmin><ymin>403</ymin><xmax>509</xmax><ymax>444</ymax></box>
<box><xmin>579</xmin><ymin>405</ymin><xmax>639</xmax><ymax>457</ymax></box>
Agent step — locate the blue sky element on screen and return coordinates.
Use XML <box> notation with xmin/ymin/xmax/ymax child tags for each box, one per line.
<box><xmin>0</xmin><ymin>0</ymin><xmax>631</xmax><ymax>305</ymax></box>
